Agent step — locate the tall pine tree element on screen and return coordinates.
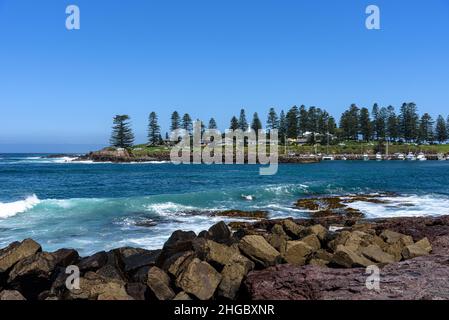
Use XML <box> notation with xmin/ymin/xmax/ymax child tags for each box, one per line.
<box><xmin>182</xmin><ymin>113</ymin><xmax>193</xmax><ymax>133</ymax></box>
<box><xmin>251</xmin><ymin>112</ymin><xmax>262</xmax><ymax>132</ymax></box>
<box><xmin>286</xmin><ymin>106</ymin><xmax>299</xmax><ymax>139</ymax></box>
<box><xmin>435</xmin><ymin>115</ymin><xmax>447</xmax><ymax>143</ymax></box>
<box><xmin>238</xmin><ymin>109</ymin><xmax>248</xmax><ymax>131</ymax></box>
<box><xmin>147</xmin><ymin>112</ymin><xmax>161</xmax><ymax>145</ymax></box>
<box><xmin>230</xmin><ymin>116</ymin><xmax>239</xmax><ymax>130</ymax></box>
<box><xmin>110</xmin><ymin>115</ymin><xmax>134</xmax><ymax>148</ymax></box>
<box><xmin>170</xmin><ymin>111</ymin><xmax>181</xmax><ymax>132</ymax></box>
<box><xmin>359</xmin><ymin>107</ymin><xmax>372</xmax><ymax>142</ymax></box>
<box><xmin>208</xmin><ymin>118</ymin><xmax>217</xmax><ymax>129</ymax></box>
<box><xmin>266</xmin><ymin>108</ymin><xmax>279</xmax><ymax>131</ymax></box>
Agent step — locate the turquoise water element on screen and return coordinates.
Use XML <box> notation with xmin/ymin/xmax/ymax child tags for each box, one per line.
<box><xmin>1</xmin><ymin>154</ymin><xmax>449</xmax><ymax>255</ymax></box>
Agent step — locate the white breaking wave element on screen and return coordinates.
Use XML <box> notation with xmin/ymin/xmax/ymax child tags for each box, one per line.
<box><xmin>145</xmin><ymin>202</ymin><xmax>199</xmax><ymax>216</ymax></box>
<box><xmin>0</xmin><ymin>195</ymin><xmax>41</xmax><ymax>219</ymax></box>
<box><xmin>346</xmin><ymin>194</ymin><xmax>449</xmax><ymax>218</ymax></box>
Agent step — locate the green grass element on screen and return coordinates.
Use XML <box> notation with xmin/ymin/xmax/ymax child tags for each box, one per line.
<box><xmin>126</xmin><ymin>141</ymin><xmax>449</xmax><ymax>157</ymax></box>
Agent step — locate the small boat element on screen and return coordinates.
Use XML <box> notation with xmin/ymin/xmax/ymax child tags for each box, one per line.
<box><xmin>397</xmin><ymin>153</ymin><xmax>405</xmax><ymax>161</ymax></box>
<box><xmin>241</xmin><ymin>195</ymin><xmax>254</xmax><ymax>201</ymax></box>
<box><xmin>417</xmin><ymin>152</ymin><xmax>427</xmax><ymax>161</ymax></box>
<box><xmin>406</xmin><ymin>152</ymin><xmax>416</xmax><ymax>161</ymax></box>
<box><xmin>363</xmin><ymin>154</ymin><xmax>370</xmax><ymax>161</ymax></box>
<box><xmin>341</xmin><ymin>156</ymin><xmax>348</xmax><ymax>161</ymax></box>
<box><xmin>375</xmin><ymin>153</ymin><xmax>382</xmax><ymax>161</ymax></box>
<box><xmin>322</xmin><ymin>155</ymin><xmax>335</xmax><ymax>161</ymax></box>
<box><xmin>437</xmin><ymin>153</ymin><xmax>446</xmax><ymax>161</ymax></box>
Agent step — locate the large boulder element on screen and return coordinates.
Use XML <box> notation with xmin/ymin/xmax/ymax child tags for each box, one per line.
<box><xmin>156</xmin><ymin>230</ymin><xmax>197</xmax><ymax>267</ymax></box>
<box><xmin>304</xmin><ymin>225</ymin><xmax>328</xmax><ymax>241</ymax></box>
<box><xmin>238</xmin><ymin>235</ymin><xmax>280</xmax><ymax>268</ymax></box>
<box><xmin>147</xmin><ymin>266</ymin><xmax>175</xmax><ymax>300</ymax></box>
<box><xmin>282</xmin><ymin>220</ymin><xmax>304</xmax><ymax>238</ymax></box>
<box><xmin>167</xmin><ymin>251</ymin><xmax>195</xmax><ymax>278</ymax></box>
<box><xmin>194</xmin><ymin>239</ymin><xmax>239</xmax><ymax>267</ymax></box>
<box><xmin>402</xmin><ymin>244</ymin><xmax>431</xmax><ymax>259</ymax></box>
<box><xmin>331</xmin><ymin>245</ymin><xmax>374</xmax><ymax>268</ymax></box>
<box><xmin>207</xmin><ymin>221</ymin><xmax>233</xmax><ymax>244</ymax></box>
<box><xmin>380</xmin><ymin>230</ymin><xmax>413</xmax><ymax>246</ymax></box>
<box><xmin>176</xmin><ymin>258</ymin><xmax>222</xmax><ymax>300</ymax></box>
<box><xmin>114</xmin><ymin>247</ymin><xmax>160</xmax><ymax>273</ymax></box>
<box><xmin>8</xmin><ymin>249</ymin><xmax>78</xmax><ymax>299</ymax></box>
<box><xmin>361</xmin><ymin>245</ymin><xmax>395</xmax><ymax>264</ymax></box>
<box><xmin>301</xmin><ymin>235</ymin><xmax>321</xmax><ymax>251</ymax></box>
<box><xmin>284</xmin><ymin>241</ymin><xmax>314</xmax><ymax>266</ymax></box>
<box><xmin>77</xmin><ymin>251</ymin><xmax>108</xmax><ymax>272</ymax></box>
<box><xmin>67</xmin><ymin>272</ymin><xmax>132</xmax><ymax>300</ymax></box>
<box><xmin>0</xmin><ymin>239</ymin><xmax>41</xmax><ymax>273</ymax></box>
<box><xmin>218</xmin><ymin>254</ymin><xmax>255</xmax><ymax>300</ymax></box>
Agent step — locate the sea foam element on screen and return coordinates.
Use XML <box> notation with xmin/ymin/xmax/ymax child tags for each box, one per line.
<box><xmin>0</xmin><ymin>195</ymin><xmax>40</xmax><ymax>219</ymax></box>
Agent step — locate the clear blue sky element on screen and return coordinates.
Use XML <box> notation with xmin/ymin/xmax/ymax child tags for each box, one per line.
<box><xmin>1</xmin><ymin>0</ymin><xmax>449</xmax><ymax>152</ymax></box>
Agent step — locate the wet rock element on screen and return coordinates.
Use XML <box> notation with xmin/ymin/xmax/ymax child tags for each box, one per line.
<box><xmin>0</xmin><ymin>290</ymin><xmax>26</xmax><ymax>300</ymax></box>
<box><xmin>218</xmin><ymin>254</ymin><xmax>255</xmax><ymax>300</ymax></box>
<box><xmin>331</xmin><ymin>245</ymin><xmax>374</xmax><ymax>268</ymax></box>
<box><xmin>284</xmin><ymin>241</ymin><xmax>314</xmax><ymax>266</ymax></box>
<box><xmin>147</xmin><ymin>266</ymin><xmax>175</xmax><ymax>300</ymax></box>
<box><xmin>361</xmin><ymin>245</ymin><xmax>395</xmax><ymax>264</ymax></box>
<box><xmin>77</xmin><ymin>251</ymin><xmax>108</xmax><ymax>272</ymax></box>
<box><xmin>207</xmin><ymin>221</ymin><xmax>233</xmax><ymax>244</ymax></box>
<box><xmin>50</xmin><ymin>249</ymin><xmax>80</xmax><ymax>267</ymax></box>
<box><xmin>215</xmin><ymin>210</ymin><xmax>268</xmax><ymax>219</ymax></box>
<box><xmin>156</xmin><ymin>230</ymin><xmax>197</xmax><ymax>267</ymax></box>
<box><xmin>176</xmin><ymin>258</ymin><xmax>222</xmax><ymax>300</ymax></box>
<box><xmin>115</xmin><ymin>247</ymin><xmax>161</xmax><ymax>273</ymax></box>
<box><xmin>7</xmin><ymin>251</ymin><xmax>67</xmax><ymax>299</ymax></box>
<box><xmin>0</xmin><ymin>239</ymin><xmax>41</xmax><ymax>273</ymax></box>
<box><xmin>238</xmin><ymin>235</ymin><xmax>280</xmax><ymax>268</ymax></box>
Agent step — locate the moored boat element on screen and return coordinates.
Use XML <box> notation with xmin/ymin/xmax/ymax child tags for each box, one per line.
<box><xmin>417</xmin><ymin>152</ymin><xmax>427</xmax><ymax>161</ymax></box>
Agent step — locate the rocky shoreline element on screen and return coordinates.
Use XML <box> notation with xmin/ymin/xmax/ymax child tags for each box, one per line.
<box><xmin>1</xmin><ymin>212</ymin><xmax>449</xmax><ymax>301</ymax></box>
<box><xmin>74</xmin><ymin>148</ymin><xmax>320</xmax><ymax>164</ymax></box>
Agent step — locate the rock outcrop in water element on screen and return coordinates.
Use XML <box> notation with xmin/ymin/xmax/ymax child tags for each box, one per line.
<box><xmin>1</xmin><ymin>214</ymin><xmax>449</xmax><ymax>300</ymax></box>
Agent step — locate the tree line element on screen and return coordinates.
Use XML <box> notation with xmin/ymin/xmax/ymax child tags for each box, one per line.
<box><xmin>109</xmin><ymin>103</ymin><xmax>449</xmax><ymax>148</ymax></box>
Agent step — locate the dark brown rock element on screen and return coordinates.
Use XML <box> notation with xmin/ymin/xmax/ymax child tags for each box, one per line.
<box><xmin>176</xmin><ymin>258</ymin><xmax>222</xmax><ymax>300</ymax></box>
<box><xmin>0</xmin><ymin>239</ymin><xmax>41</xmax><ymax>273</ymax></box>
<box><xmin>147</xmin><ymin>266</ymin><xmax>175</xmax><ymax>300</ymax></box>
<box><xmin>238</xmin><ymin>235</ymin><xmax>280</xmax><ymax>268</ymax></box>
<box><xmin>77</xmin><ymin>251</ymin><xmax>108</xmax><ymax>272</ymax></box>
<box><xmin>156</xmin><ymin>230</ymin><xmax>197</xmax><ymax>267</ymax></box>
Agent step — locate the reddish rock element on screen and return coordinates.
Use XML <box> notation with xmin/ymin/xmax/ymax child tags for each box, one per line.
<box><xmin>245</xmin><ymin>253</ymin><xmax>449</xmax><ymax>300</ymax></box>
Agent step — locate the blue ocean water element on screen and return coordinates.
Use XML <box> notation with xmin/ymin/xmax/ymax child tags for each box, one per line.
<box><xmin>1</xmin><ymin>153</ymin><xmax>449</xmax><ymax>255</ymax></box>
